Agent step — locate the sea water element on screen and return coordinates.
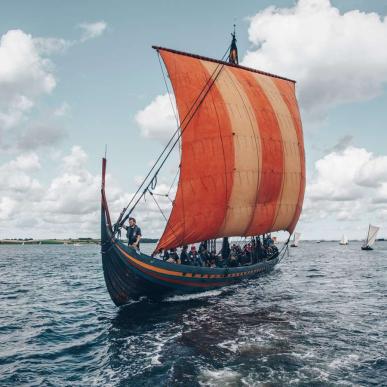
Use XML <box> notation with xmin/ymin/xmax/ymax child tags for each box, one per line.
<box><xmin>0</xmin><ymin>242</ymin><xmax>386</xmax><ymax>386</ymax></box>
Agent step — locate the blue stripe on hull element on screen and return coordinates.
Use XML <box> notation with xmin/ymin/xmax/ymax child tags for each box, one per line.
<box><xmin>101</xmin><ymin>206</ymin><xmax>279</xmax><ymax>306</ymax></box>
<box><xmin>102</xmin><ymin>237</ymin><xmax>279</xmax><ymax>306</ymax></box>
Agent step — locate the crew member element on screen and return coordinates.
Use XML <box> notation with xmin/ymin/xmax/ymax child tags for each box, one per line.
<box><xmin>124</xmin><ymin>217</ymin><xmax>142</xmax><ymax>249</ymax></box>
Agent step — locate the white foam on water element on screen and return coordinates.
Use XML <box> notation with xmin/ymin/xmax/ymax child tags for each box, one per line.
<box><xmin>117</xmin><ymin>329</ymin><xmax>182</xmax><ymax>373</ymax></box>
<box><xmin>238</xmin><ymin>342</ymin><xmax>267</xmax><ymax>355</ymax></box>
<box><xmin>329</xmin><ymin>353</ymin><xmax>360</xmax><ymax>370</ymax></box>
<box><xmin>150</xmin><ymin>333</ymin><xmax>164</xmax><ymax>366</ymax></box>
<box><xmin>217</xmin><ymin>339</ymin><xmax>240</xmax><ymax>353</ymax></box>
<box><xmin>291</xmin><ymin>349</ymin><xmax>316</xmax><ymax>361</ymax></box>
<box><xmin>148</xmin><ymin>330</ymin><xmax>182</xmax><ymax>368</ymax></box>
<box><xmin>150</xmin><ymin>353</ymin><xmax>162</xmax><ymax>365</ymax></box>
<box><xmin>198</xmin><ymin>368</ymin><xmax>245</xmax><ymax>387</ymax></box>
<box><xmin>164</xmin><ymin>289</ymin><xmax>223</xmax><ymax>302</ymax></box>
<box><xmin>300</xmin><ymin>366</ymin><xmax>331</xmax><ymax>382</ymax></box>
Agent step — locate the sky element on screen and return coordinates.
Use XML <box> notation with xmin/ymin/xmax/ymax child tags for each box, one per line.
<box><xmin>1</xmin><ymin>0</ymin><xmax>387</xmax><ymax>241</ymax></box>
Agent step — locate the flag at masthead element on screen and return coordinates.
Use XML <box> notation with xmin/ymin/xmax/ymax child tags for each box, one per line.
<box><xmin>228</xmin><ymin>24</ymin><xmax>238</xmax><ymax>64</ymax></box>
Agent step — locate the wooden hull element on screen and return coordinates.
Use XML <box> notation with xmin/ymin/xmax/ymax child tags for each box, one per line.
<box><xmin>100</xmin><ymin>158</ymin><xmax>279</xmax><ymax>306</ymax></box>
<box><xmin>361</xmin><ymin>246</ymin><xmax>373</xmax><ymax>251</ymax></box>
<box><xmin>101</xmin><ymin>210</ymin><xmax>279</xmax><ymax>307</ymax></box>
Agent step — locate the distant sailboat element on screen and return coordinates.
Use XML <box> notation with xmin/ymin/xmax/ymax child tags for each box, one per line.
<box><xmin>361</xmin><ymin>224</ymin><xmax>380</xmax><ymax>250</ymax></box>
<box><xmin>290</xmin><ymin>232</ymin><xmax>301</xmax><ymax>247</ymax></box>
<box><xmin>316</xmin><ymin>240</ymin><xmax>321</xmax><ymax>243</ymax></box>
<box><xmin>339</xmin><ymin>235</ymin><xmax>349</xmax><ymax>245</ymax></box>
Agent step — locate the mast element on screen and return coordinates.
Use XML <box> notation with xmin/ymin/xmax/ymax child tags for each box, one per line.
<box><xmin>228</xmin><ymin>24</ymin><xmax>239</xmax><ymax>65</ymax></box>
<box><xmin>101</xmin><ymin>157</ymin><xmax>112</xmax><ymax>233</ymax></box>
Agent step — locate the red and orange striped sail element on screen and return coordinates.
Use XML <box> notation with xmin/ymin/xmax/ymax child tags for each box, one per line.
<box><xmin>155</xmin><ymin>47</ymin><xmax>305</xmax><ymax>251</ymax></box>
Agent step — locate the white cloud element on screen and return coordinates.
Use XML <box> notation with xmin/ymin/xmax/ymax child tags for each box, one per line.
<box><xmin>243</xmin><ymin>0</ymin><xmax>387</xmax><ymax>119</ymax></box>
<box><xmin>33</xmin><ymin>37</ymin><xmax>72</xmax><ymax>54</ymax></box>
<box><xmin>0</xmin><ymin>23</ymin><xmax>106</xmax><ymax>136</ymax></box>
<box><xmin>0</xmin><ymin>95</ymin><xmax>34</xmax><ymax>130</ymax></box>
<box><xmin>43</xmin><ymin>173</ymin><xmax>100</xmax><ymax>216</ymax></box>
<box><xmin>302</xmin><ymin>145</ymin><xmax>387</xmax><ymax>228</ymax></box>
<box><xmin>0</xmin><ymin>153</ymin><xmax>42</xmax><ymax>200</ymax></box>
<box><xmin>355</xmin><ymin>156</ymin><xmax>387</xmax><ymax>188</ymax></box>
<box><xmin>40</xmin><ymin>146</ymin><xmax>103</xmax><ymax>216</ymax></box>
<box><xmin>8</xmin><ymin>153</ymin><xmax>41</xmax><ymax>171</ymax></box>
<box><xmin>0</xmin><ymin>197</ymin><xmax>18</xmax><ymax>221</ymax></box>
<box><xmin>79</xmin><ymin>21</ymin><xmax>107</xmax><ymax>42</ymax></box>
<box><xmin>0</xmin><ymin>29</ymin><xmax>56</xmax><ymax>130</ymax></box>
<box><xmin>308</xmin><ymin>146</ymin><xmax>371</xmax><ymax>201</ymax></box>
<box><xmin>135</xmin><ymin>93</ymin><xmax>177</xmax><ymax>142</ymax></box>
<box><xmin>373</xmin><ymin>183</ymin><xmax>387</xmax><ymax>204</ymax></box>
<box><xmin>0</xmin><ymin>147</ymin><xmax>114</xmax><ymax>237</ymax></box>
<box><xmin>62</xmin><ymin>145</ymin><xmax>88</xmax><ymax>172</ymax></box>
<box><xmin>0</xmin><ymin>30</ymin><xmax>55</xmax><ymax>92</ymax></box>
<box><xmin>0</xmin><ymin>146</ymin><xmax>174</xmax><ymax>239</ymax></box>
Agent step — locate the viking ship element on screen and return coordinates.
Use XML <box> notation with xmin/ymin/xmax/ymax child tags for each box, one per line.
<box><xmin>101</xmin><ymin>31</ymin><xmax>305</xmax><ymax>306</ymax></box>
<box><xmin>361</xmin><ymin>224</ymin><xmax>379</xmax><ymax>250</ymax></box>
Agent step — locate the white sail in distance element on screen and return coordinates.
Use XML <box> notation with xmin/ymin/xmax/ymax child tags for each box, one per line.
<box><xmin>293</xmin><ymin>232</ymin><xmax>301</xmax><ymax>247</ymax></box>
<box><xmin>340</xmin><ymin>235</ymin><xmax>348</xmax><ymax>245</ymax></box>
<box><xmin>364</xmin><ymin>225</ymin><xmax>380</xmax><ymax>247</ymax></box>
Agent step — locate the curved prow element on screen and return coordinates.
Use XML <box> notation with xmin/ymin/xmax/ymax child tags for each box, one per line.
<box><xmin>101</xmin><ymin>157</ymin><xmax>113</xmax><ymax>240</ymax></box>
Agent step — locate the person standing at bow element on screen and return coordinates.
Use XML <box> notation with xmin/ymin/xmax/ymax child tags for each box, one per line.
<box><xmin>124</xmin><ymin>217</ymin><xmax>142</xmax><ymax>249</ymax></box>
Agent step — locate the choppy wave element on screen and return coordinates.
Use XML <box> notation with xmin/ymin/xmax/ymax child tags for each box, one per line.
<box><xmin>164</xmin><ymin>289</ymin><xmax>224</xmax><ymax>302</ymax></box>
<box><xmin>0</xmin><ymin>242</ymin><xmax>386</xmax><ymax>386</ymax></box>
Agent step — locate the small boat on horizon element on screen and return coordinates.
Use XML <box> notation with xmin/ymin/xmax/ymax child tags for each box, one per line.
<box><xmin>361</xmin><ymin>224</ymin><xmax>380</xmax><ymax>250</ymax></box>
<box><xmin>290</xmin><ymin>232</ymin><xmax>301</xmax><ymax>247</ymax></box>
<box><xmin>339</xmin><ymin>235</ymin><xmax>349</xmax><ymax>245</ymax></box>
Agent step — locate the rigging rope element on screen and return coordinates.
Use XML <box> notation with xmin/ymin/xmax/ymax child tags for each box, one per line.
<box><xmin>157</xmin><ymin>53</ymin><xmax>180</xmax><ymax>146</ymax></box>
<box><xmin>167</xmin><ymin>167</ymin><xmax>180</xmax><ymax>196</ymax></box>
<box><xmin>158</xmin><ymin>52</ymin><xmax>182</xmax><ymax>157</ymax></box>
<box><xmin>148</xmin><ymin>190</ymin><xmax>180</xmax><ymax>247</ymax></box>
<box><xmin>142</xmin><ymin>157</ymin><xmax>180</xmax><ymax>203</ymax></box>
<box><xmin>150</xmin><ymin>175</ymin><xmax>157</xmax><ymax>190</ymax></box>
<box><xmin>278</xmin><ymin>234</ymin><xmax>291</xmax><ymax>263</ymax></box>
<box><xmin>116</xmin><ymin>45</ymin><xmax>231</xmax><ymax>230</ymax></box>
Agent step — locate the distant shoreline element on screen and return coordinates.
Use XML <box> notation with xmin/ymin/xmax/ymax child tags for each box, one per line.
<box><xmin>0</xmin><ymin>238</ymin><xmax>159</xmax><ymax>245</ymax></box>
<box><xmin>0</xmin><ymin>238</ymin><xmax>384</xmax><ymax>245</ymax></box>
